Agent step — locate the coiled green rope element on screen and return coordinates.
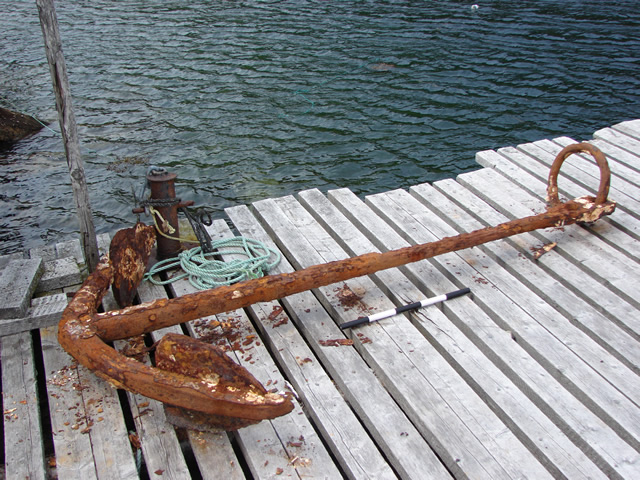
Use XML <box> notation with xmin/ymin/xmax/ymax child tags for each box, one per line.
<box><xmin>145</xmin><ymin>237</ymin><xmax>281</xmax><ymax>290</ymax></box>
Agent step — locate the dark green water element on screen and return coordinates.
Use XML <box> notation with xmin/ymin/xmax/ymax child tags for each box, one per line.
<box><xmin>2</xmin><ymin>0</ymin><xmax>640</xmax><ymax>254</ymax></box>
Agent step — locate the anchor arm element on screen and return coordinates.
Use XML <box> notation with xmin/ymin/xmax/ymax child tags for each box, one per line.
<box><xmin>58</xmin><ymin>257</ymin><xmax>294</xmax><ymax>422</ymax></box>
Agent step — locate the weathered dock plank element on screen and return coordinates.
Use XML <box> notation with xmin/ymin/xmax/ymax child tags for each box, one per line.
<box><xmin>133</xmin><ymin>272</ymin><xmax>288</xmax><ymax>480</ymax></box>
<box><xmin>437</xmin><ymin>171</ymin><xmax>640</xmax><ymax>416</ymax></box>
<box><xmin>225</xmin><ymin>208</ymin><xmax>427</xmax><ymax>479</ymax></box>
<box><xmin>188</xmin><ymin>430</ymin><xmax>245</xmax><ymax>480</ymax></box>
<box><xmin>108</xmin><ymin>283</ymin><xmax>213</xmax><ymax>480</ymax></box>
<box><xmin>415</xmin><ymin>176</ymin><xmax>640</xmax><ymax>401</ymax></box>
<box><xmin>305</xmin><ymin>187</ymin><xmax>607</xmax><ymax>479</ymax></box>
<box><xmin>36</xmin><ymin>257</ymin><xmax>83</xmax><ymax>294</ymax></box>
<box><xmin>491</xmin><ymin>141</ymin><xmax>640</xmax><ymax>251</ymax></box>
<box><xmin>596</xmin><ymin>121</ymin><xmax>640</xmax><ymax>159</ymax></box>
<box><xmin>472</xmin><ymin>153</ymin><xmax>640</xmax><ymax>310</ymax></box>
<box><xmin>0</xmin><ymin>253</ymin><xmax>23</xmax><ymax>270</ymax></box>
<box><xmin>251</xmin><ymin>195</ymin><xmax>552</xmax><ymax>479</ymax></box>
<box><xmin>0</xmin><ymin>258</ymin><xmax>43</xmax><ymax>319</ymax></box>
<box><xmin>3</xmin><ymin>119</ymin><xmax>640</xmax><ymax>479</ymax></box>
<box><xmin>360</xmin><ymin>187</ymin><xmax>640</xmax><ymax>477</ymax></box>
<box><xmin>551</xmin><ymin>135</ymin><xmax>640</xmax><ymax>190</ymax></box>
<box><xmin>0</xmin><ymin>292</ymin><xmax>67</xmax><ymax>337</ymax></box>
<box><xmin>73</xmin><ymin>351</ymin><xmax>140</xmax><ymax>480</ymax></box>
<box><xmin>54</xmin><ymin>238</ymin><xmax>85</xmax><ymax>265</ymax></box>
<box><xmin>528</xmin><ymin>135</ymin><xmax>640</xmax><ymax>263</ymax></box>
<box><xmin>138</xmin><ymin>279</ymin><xmax>296</xmax><ymax>480</ymax></box>
<box><xmin>535</xmin><ymin>136</ymin><xmax>640</xmax><ymax>205</ymax></box>
<box><xmin>28</xmin><ymin>245</ymin><xmax>57</xmax><ymax>263</ymax></box>
<box><xmin>454</xmin><ymin>151</ymin><xmax>640</xmax><ymax>334</ymax></box>
<box><xmin>420</xmin><ymin>178</ymin><xmax>640</xmax><ymax>367</ymax></box>
<box><xmin>612</xmin><ymin>118</ymin><xmax>640</xmax><ymax>139</ymax></box>
<box><xmin>1</xmin><ymin>331</ymin><xmax>47</xmax><ymax>480</ymax></box>
<box><xmin>169</xmin><ymin>223</ymin><xmax>346</xmax><ymax>480</ymax></box>
<box><xmin>41</xmin><ymin>325</ymin><xmax>138</xmax><ymax>480</ymax></box>
<box><xmin>519</xmin><ymin>139</ymin><xmax>640</xmax><ymax>228</ymax></box>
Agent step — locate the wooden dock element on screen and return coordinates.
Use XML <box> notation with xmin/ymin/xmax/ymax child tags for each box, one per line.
<box><xmin>2</xmin><ymin>119</ymin><xmax>640</xmax><ymax>479</ymax></box>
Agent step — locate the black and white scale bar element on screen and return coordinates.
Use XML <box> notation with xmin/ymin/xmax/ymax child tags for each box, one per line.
<box><xmin>340</xmin><ymin>287</ymin><xmax>471</xmax><ymax>330</ymax></box>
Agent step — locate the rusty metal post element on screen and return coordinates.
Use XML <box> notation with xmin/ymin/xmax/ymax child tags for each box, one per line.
<box><xmin>147</xmin><ymin>169</ymin><xmax>181</xmax><ymax>259</ymax></box>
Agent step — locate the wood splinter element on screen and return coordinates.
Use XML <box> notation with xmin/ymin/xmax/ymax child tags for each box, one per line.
<box><xmin>58</xmin><ymin>142</ymin><xmax>615</xmax><ymax>430</ymax></box>
<box><xmin>533</xmin><ymin>242</ymin><xmax>558</xmax><ymax>260</ymax></box>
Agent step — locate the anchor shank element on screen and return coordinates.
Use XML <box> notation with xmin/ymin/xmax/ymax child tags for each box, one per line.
<box><xmin>92</xmin><ymin>196</ymin><xmax>614</xmax><ymax>341</ymax></box>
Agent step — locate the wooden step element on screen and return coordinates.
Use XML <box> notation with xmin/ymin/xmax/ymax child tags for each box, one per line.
<box><xmin>0</xmin><ymin>258</ymin><xmax>43</xmax><ymax>320</ymax></box>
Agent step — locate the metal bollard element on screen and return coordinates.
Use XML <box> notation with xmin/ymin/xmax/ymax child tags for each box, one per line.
<box><xmin>147</xmin><ymin>169</ymin><xmax>181</xmax><ymax>259</ymax></box>
<box><xmin>132</xmin><ymin>168</ymin><xmax>193</xmax><ymax>259</ymax></box>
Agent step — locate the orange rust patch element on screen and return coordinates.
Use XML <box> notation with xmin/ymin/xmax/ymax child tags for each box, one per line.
<box><xmin>319</xmin><ymin>339</ymin><xmax>354</xmax><ymax>347</ymax></box>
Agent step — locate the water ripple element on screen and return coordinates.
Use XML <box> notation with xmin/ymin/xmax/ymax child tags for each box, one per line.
<box><xmin>1</xmin><ymin>0</ymin><xmax>640</xmax><ymax>253</ymax></box>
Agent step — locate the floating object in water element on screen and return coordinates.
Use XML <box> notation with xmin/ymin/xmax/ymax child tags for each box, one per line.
<box><xmin>370</xmin><ymin>62</ymin><xmax>396</xmax><ymax>72</ymax></box>
<box><xmin>471</xmin><ymin>4</ymin><xmax>479</xmax><ymax>11</ymax></box>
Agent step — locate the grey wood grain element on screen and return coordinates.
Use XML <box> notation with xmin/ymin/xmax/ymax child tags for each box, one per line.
<box><xmin>2</xmin><ymin>332</ymin><xmax>47</xmax><ymax>480</ymax></box>
<box><xmin>252</xmin><ymin>194</ymin><xmax>551</xmax><ymax>479</ymax></box>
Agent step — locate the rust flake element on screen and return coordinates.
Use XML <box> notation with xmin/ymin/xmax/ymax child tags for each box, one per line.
<box><xmin>333</xmin><ymin>284</ymin><xmax>371</xmax><ymax>315</ymax></box>
<box><xmin>319</xmin><ymin>339</ymin><xmax>354</xmax><ymax>347</ymax></box>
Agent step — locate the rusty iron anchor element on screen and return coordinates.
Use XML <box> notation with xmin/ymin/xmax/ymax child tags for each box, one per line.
<box><xmin>58</xmin><ymin>142</ymin><xmax>616</xmax><ymax>431</ymax></box>
<box><xmin>59</xmin><ymin>249</ymin><xmax>295</xmax><ymax>431</ymax></box>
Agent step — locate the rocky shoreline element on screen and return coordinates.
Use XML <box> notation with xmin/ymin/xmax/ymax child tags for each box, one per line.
<box><xmin>0</xmin><ymin>107</ymin><xmax>44</xmax><ymax>147</ymax></box>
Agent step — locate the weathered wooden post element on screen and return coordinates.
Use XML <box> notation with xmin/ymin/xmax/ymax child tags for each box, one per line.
<box><xmin>35</xmin><ymin>0</ymin><xmax>100</xmax><ymax>272</ymax></box>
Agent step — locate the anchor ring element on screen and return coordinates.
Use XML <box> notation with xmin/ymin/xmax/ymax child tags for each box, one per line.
<box><xmin>547</xmin><ymin>142</ymin><xmax>611</xmax><ymax>206</ymax></box>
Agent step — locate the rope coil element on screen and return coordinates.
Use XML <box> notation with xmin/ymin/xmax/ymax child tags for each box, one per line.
<box><xmin>145</xmin><ymin>237</ymin><xmax>281</xmax><ymax>290</ymax></box>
